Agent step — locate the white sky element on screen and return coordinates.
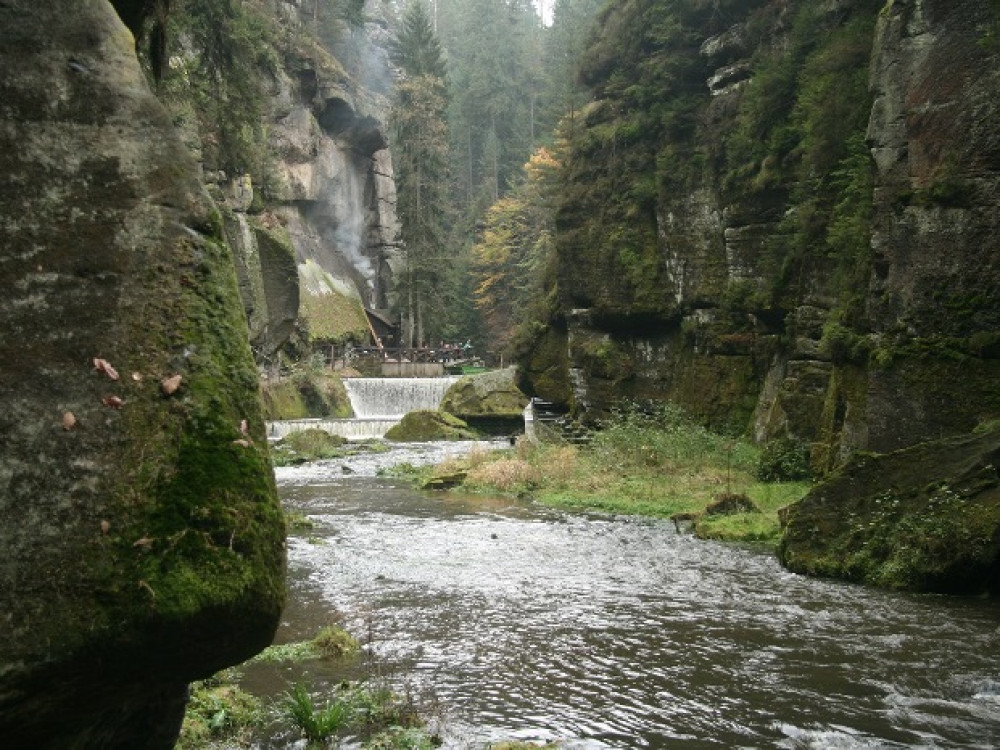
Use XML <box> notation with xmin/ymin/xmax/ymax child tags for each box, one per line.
<box><xmin>534</xmin><ymin>0</ymin><xmax>554</xmax><ymax>26</ymax></box>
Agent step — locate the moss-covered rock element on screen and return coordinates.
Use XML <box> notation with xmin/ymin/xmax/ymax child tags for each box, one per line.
<box><xmin>270</xmin><ymin>428</ymin><xmax>348</xmax><ymax>466</ymax></box>
<box><xmin>515</xmin><ymin>322</ymin><xmax>574</xmax><ymax>408</ymax></box>
<box><xmin>440</xmin><ymin>367</ymin><xmax>529</xmax><ymax>417</ymax></box>
<box><xmin>384</xmin><ymin>411</ymin><xmax>477</xmax><ymax>442</ymax></box>
<box><xmin>777</xmin><ymin>424</ymin><xmax>1000</xmax><ymax>595</ymax></box>
<box><xmin>260</xmin><ymin>370</ymin><xmax>352</xmax><ymax>420</ymax></box>
<box><xmin>0</xmin><ymin>5</ymin><xmax>284</xmax><ymax>747</ymax></box>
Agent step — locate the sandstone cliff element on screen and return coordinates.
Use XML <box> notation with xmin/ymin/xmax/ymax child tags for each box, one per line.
<box><xmin>0</xmin><ymin>2</ymin><xmax>285</xmax><ymax>747</ymax></box>
<box><xmin>519</xmin><ymin>0</ymin><xmax>1000</xmax><ymax>593</ymax></box>
<box><xmin>161</xmin><ymin>0</ymin><xmax>402</xmax><ymax>363</ymax></box>
<box><xmin>525</xmin><ymin>0</ymin><xmax>1000</xmax><ymax>466</ymax></box>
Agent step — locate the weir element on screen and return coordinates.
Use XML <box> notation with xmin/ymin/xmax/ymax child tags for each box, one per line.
<box><xmin>268</xmin><ymin>376</ymin><xmax>460</xmax><ymax>441</ymax></box>
<box><xmin>344</xmin><ymin>376</ymin><xmax>460</xmax><ymax>419</ymax></box>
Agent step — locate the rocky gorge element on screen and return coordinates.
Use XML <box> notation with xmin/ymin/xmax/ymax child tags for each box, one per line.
<box><xmin>1</xmin><ymin>0</ymin><xmax>999</xmax><ymax>746</ymax></box>
<box><xmin>517</xmin><ymin>0</ymin><xmax>1000</xmax><ymax>594</ymax></box>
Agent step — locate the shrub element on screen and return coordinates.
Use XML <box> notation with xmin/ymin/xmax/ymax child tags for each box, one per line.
<box><xmin>756</xmin><ymin>437</ymin><xmax>812</xmax><ymax>481</ymax></box>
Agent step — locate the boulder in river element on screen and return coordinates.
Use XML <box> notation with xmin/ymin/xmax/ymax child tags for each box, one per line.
<box><xmin>385</xmin><ymin>410</ymin><xmax>477</xmax><ymax>442</ymax></box>
<box><xmin>440</xmin><ymin>367</ymin><xmax>529</xmax><ymax>434</ymax></box>
<box><xmin>777</xmin><ymin>424</ymin><xmax>1000</xmax><ymax>596</ymax></box>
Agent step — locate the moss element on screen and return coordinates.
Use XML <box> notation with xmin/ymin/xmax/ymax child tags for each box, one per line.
<box><xmin>252</xmin><ymin>625</ymin><xmax>360</xmax><ymax>663</ymax></box>
<box><xmin>270</xmin><ymin>428</ymin><xmax>349</xmax><ymax>465</ymax></box>
<box><xmin>298</xmin><ymin>260</ymin><xmax>370</xmax><ymax>344</ymax></box>
<box><xmin>260</xmin><ymin>370</ymin><xmax>352</xmax><ymax>420</ymax></box>
<box><xmin>384</xmin><ymin>411</ymin><xmax>477</xmax><ymax>441</ymax></box>
<box><xmin>516</xmin><ymin>322</ymin><xmax>573</xmax><ymax>407</ymax></box>
<box><xmin>778</xmin><ymin>425</ymin><xmax>1000</xmax><ymax>595</ymax></box>
<box><xmin>93</xmin><ymin>226</ymin><xmax>284</xmax><ymax>675</ymax></box>
<box><xmin>440</xmin><ymin>368</ymin><xmax>528</xmax><ymax>418</ymax></box>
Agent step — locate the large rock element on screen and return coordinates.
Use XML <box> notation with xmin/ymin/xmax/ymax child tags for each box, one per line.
<box><xmin>441</xmin><ymin>368</ymin><xmax>530</xmax><ymax>420</ymax></box>
<box><xmin>0</xmin><ymin>4</ymin><xmax>285</xmax><ymax>748</ymax></box>
<box><xmin>778</xmin><ymin>424</ymin><xmax>1000</xmax><ymax>595</ymax></box>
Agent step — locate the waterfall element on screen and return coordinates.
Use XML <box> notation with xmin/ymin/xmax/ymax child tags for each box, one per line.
<box><xmin>267</xmin><ymin>377</ymin><xmax>461</xmax><ymax>442</ymax></box>
<box><xmin>343</xmin><ymin>377</ymin><xmax>460</xmax><ymax>419</ymax></box>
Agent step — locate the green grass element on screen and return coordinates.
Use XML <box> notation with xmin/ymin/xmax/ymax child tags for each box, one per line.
<box><xmin>425</xmin><ymin>403</ymin><xmax>813</xmax><ymax>547</ymax></box>
<box><xmin>251</xmin><ymin>625</ymin><xmax>360</xmax><ymax>663</ymax></box>
<box><xmin>176</xmin><ymin>673</ymin><xmax>265</xmax><ymax>750</ymax></box>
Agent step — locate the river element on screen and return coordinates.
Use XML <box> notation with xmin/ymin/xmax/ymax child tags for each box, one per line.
<box><xmin>248</xmin><ymin>441</ymin><xmax>1000</xmax><ymax>749</ymax></box>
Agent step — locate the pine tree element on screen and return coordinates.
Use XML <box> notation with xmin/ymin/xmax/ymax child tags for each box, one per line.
<box><xmin>390</xmin><ymin>1</ymin><xmax>452</xmax><ymax>346</ymax></box>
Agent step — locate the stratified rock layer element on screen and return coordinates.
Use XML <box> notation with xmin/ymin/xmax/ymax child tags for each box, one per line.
<box><xmin>0</xmin><ymin>3</ymin><xmax>285</xmax><ymax>748</ymax></box>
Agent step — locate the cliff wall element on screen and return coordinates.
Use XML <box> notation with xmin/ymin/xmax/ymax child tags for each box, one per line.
<box><xmin>0</xmin><ymin>2</ymin><xmax>285</xmax><ymax>746</ymax></box>
<box><xmin>161</xmin><ymin>0</ymin><xmax>402</xmax><ymax>361</ymax></box>
<box><xmin>528</xmin><ymin>0</ymin><xmax>1000</xmax><ymax>467</ymax></box>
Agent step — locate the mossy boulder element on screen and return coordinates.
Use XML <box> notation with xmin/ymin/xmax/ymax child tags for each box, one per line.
<box><xmin>0</xmin><ymin>5</ymin><xmax>284</xmax><ymax>747</ymax></box>
<box><xmin>441</xmin><ymin>367</ymin><xmax>529</xmax><ymax>418</ymax></box>
<box><xmin>271</xmin><ymin>428</ymin><xmax>348</xmax><ymax>466</ymax></box>
<box><xmin>384</xmin><ymin>411</ymin><xmax>477</xmax><ymax>442</ymax></box>
<box><xmin>777</xmin><ymin>424</ymin><xmax>1000</xmax><ymax>596</ymax></box>
<box><xmin>260</xmin><ymin>370</ymin><xmax>352</xmax><ymax>420</ymax></box>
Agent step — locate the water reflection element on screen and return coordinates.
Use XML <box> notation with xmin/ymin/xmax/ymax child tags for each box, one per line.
<box><xmin>265</xmin><ymin>443</ymin><xmax>1000</xmax><ymax>749</ymax></box>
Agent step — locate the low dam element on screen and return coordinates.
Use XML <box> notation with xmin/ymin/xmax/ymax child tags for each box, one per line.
<box><xmin>268</xmin><ymin>376</ymin><xmax>460</xmax><ymax>441</ymax></box>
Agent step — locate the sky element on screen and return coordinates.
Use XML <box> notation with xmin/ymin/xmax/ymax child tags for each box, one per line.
<box><xmin>533</xmin><ymin>0</ymin><xmax>554</xmax><ymax>26</ymax></box>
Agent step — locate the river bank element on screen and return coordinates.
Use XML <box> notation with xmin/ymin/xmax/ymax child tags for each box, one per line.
<box><xmin>406</xmin><ymin>404</ymin><xmax>811</xmax><ymax>547</ymax></box>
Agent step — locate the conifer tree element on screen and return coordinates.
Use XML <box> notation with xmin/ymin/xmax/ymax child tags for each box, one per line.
<box><xmin>390</xmin><ymin>1</ymin><xmax>452</xmax><ymax>346</ymax></box>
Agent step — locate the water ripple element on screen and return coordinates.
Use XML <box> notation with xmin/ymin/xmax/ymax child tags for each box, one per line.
<box><xmin>274</xmin><ymin>447</ymin><xmax>1000</xmax><ymax>748</ymax></box>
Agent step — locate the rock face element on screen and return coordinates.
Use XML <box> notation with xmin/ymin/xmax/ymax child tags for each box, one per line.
<box><xmin>262</xmin><ymin>5</ymin><xmax>401</xmax><ymax>351</ymax></box>
<box><xmin>778</xmin><ymin>424</ymin><xmax>1000</xmax><ymax>595</ymax></box>
<box><xmin>0</xmin><ymin>3</ymin><xmax>285</xmax><ymax>748</ymax></box>
<box><xmin>530</xmin><ymin>0</ymin><xmax>1000</xmax><ymax>465</ymax></box>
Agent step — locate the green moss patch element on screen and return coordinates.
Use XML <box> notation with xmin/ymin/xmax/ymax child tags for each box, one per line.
<box><xmin>778</xmin><ymin>425</ymin><xmax>1000</xmax><ymax>595</ymax></box>
<box><xmin>385</xmin><ymin>411</ymin><xmax>477</xmax><ymax>441</ymax></box>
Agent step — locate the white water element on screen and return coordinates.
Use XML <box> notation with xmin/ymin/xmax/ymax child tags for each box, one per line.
<box><xmin>268</xmin><ymin>377</ymin><xmax>461</xmax><ymax>441</ymax></box>
<box><xmin>343</xmin><ymin>376</ymin><xmax>460</xmax><ymax>419</ymax></box>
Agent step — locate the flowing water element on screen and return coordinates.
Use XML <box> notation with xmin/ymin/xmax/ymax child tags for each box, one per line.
<box><xmin>253</xmin><ymin>442</ymin><xmax>1000</xmax><ymax>749</ymax></box>
<box><xmin>266</xmin><ymin>377</ymin><xmax>462</xmax><ymax>441</ymax></box>
<box><xmin>343</xmin><ymin>377</ymin><xmax>461</xmax><ymax>419</ymax></box>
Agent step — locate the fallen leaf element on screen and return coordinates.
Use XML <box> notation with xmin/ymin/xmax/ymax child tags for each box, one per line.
<box><xmin>240</xmin><ymin>418</ymin><xmax>249</xmax><ymax>435</ymax></box>
<box><xmin>131</xmin><ymin>372</ymin><xmax>143</xmax><ymax>382</ymax></box>
<box><xmin>100</xmin><ymin>520</ymin><xmax>110</xmax><ymax>535</ymax></box>
<box><xmin>102</xmin><ymin>395</ymin><xmax>124</xmax><ymax>409</ymax></box>
<box><xmin>160</xmin><ymin>374</ymin><xmax>182</xmax><ymax>396</ymax></box>
<box><xmin>232</xmin><ymin>439</ymin><xmax>251</xmax><ymax>447</ymax></box>
<box><xmin>62</xmin><ymin>411</ymin><xmax>77</xmax><ymax>430</ymax></box>
<box><xmin>93</xmin><ymin>358</ymin><xmax>119</xmax><ymax>381</ymax></box>
<box><xmin>133</xmin><ymin>536</ymin><xmax>154</xmax><ymax>549</ymax></box>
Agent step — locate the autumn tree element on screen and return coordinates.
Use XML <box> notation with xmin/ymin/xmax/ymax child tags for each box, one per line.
<box><xmin>472</xmin><ymin>146</ymin><xmax>561</xmax><ymax>354</ymax></box>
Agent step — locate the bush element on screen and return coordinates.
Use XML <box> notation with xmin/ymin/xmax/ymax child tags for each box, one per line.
<box><xmin>756</xmin><ymin>437</ymin><xmax>812</xmax><ymax>481</ymax></box>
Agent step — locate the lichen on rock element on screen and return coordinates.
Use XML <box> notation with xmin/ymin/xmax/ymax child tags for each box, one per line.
<box><xmin>0</xmin><ymin>3</ymin><xmax>285</xmax><ymax>747</ymax></box>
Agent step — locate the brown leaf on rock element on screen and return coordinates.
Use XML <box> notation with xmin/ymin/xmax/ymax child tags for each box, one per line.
<box><xmin>102</xmin><ymin>395</ymin><xmax>124</xmax><ymax>409</ymax></box>
<box><xmin>62</xmin><ymin>411</ymin><xmax>77</xmax><ymax>430</ymax></box>
<box><xmin>93</xmin><ymin>358</ymin><xmax>119</xmax><ymax>381</ymax></box>
<box><xmin>160</xmin><ymin>374</ymin><xmax>182</xmax><ymax>396</ymax></box>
